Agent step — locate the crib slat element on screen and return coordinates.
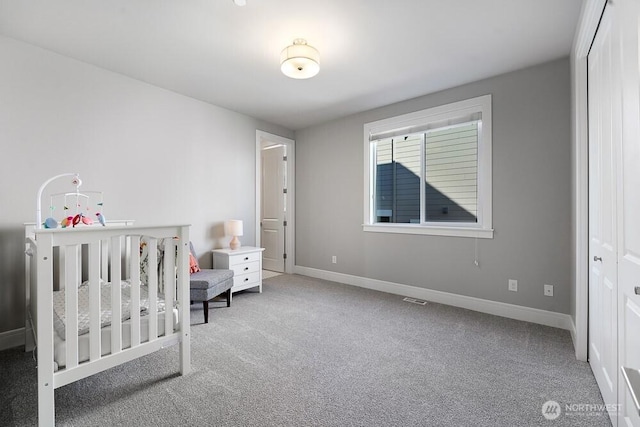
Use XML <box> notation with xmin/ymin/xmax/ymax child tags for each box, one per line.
<box><xmin>148</xmin><ymin>238</ymin><xmax>158</xmax><ymax>341</ymax></box>
<box><xmin>65</xmin><ymin>244</ymin><xmax>79</xmax><ymax>369</ymax></box>
<box><xmin>164</xmin><ymin>239</ymin><xmax>176</xmax><ymax>336</ymax></box>
<box><xmin>124</xmin><ymin>235</ymin><xmax>131</xmax><ymax>279</ymax></box>
<box><xmin>100</xmin><ymin>239</ymin><xmax>109</xmax><ymax>282</ymax></box>
<box><xmin>110</xmin><ymin>236</ymin><xmax>122</xmax><ymax>354</ymax></box>
<box><xmin>88</xmin><ymin>242</ymin><xmax>101</xmax><ymax>362</ymax></box>
<box><xmin>130</xmin><ymin>236</ymin><xmax>141</xmax><ymax>347</ymax></box>
<box><xmin>58</xmin><ymin>246</ymin><xmax>65</xmax><ymax>291</ymax></box>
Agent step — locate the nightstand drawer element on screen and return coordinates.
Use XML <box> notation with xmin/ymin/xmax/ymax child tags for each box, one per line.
<box><xmin>228</xmin><ymin>251</ymin><xmax>261</xmax><ymax>265</ymax></box>
<box><xmin>230</xmin><ymin>260</ymin><xmax>260</xmax><ymax>276</ymax></box>
<box><xmin>233</xmin><ymin>271</ymin><xmax>260</xmax><ymax>288</ymax></box>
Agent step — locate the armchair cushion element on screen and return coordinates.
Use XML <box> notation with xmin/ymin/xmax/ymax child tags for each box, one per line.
<box><xmin>190</xmin><ymin>269</ymin><xmax>234</xmax><ymax>290</ymax></box>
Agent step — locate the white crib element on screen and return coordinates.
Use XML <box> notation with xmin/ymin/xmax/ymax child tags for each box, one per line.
<box><xmin>24</xmin><ymin>224</ymin><xmax>191</xmax><ymax>427</ymax></box>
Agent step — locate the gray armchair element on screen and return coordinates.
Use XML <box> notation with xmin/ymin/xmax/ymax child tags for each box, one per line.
<box><xmin>189</xmin><ymin>242</ymin><xmax>234</xmax><ymax>323</ymax></box>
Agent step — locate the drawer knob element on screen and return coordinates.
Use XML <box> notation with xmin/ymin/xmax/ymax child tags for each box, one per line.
<box><xmin>244</xmin><ymin>278</ymin><xmax>249</xmax><ymax>282</ymax></box>
<box><xmin>244</xmin><ymin>267</ymin><xmax>249</xmax><ymax>271</ymax></box>
<box><xmin>244</xmin><ymin>257</ymin><xmax>249</xmax><ymax>261</ymax></box>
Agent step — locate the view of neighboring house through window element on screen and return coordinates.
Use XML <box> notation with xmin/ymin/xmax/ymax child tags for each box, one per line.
<box><xmin>364</xmin><ymin>95</ymin><xmax>492</xmax><ymax>238</ymax></box>
<box><xmin>374</xmin><ymin>122</ymin><xmax>479</xmax><ymax>224</ymax></box>
<box><xmin>374</xmin><ymin>135</ymin><xmax>422</xmax><ymax>223</ymax></box>
<box><xmin>425</xmin><ymin>122</ymin><xmax>479</xmax><ymax>222</ymax></box>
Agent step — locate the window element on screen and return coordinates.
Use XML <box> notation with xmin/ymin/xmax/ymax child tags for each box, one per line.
<box><xmin>363</xmin><ymin>95</ymin><xmax>493</xmax><ymax>238</ymax></box>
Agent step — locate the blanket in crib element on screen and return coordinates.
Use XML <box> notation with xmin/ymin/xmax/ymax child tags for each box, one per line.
<box><xmin>52</xmin><ymin>280</ymin><xmax>166</xmax><ymax>338</ymax></box>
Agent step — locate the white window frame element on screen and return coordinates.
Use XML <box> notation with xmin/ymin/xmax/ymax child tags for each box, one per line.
<box><xmin>363</xmin><ymin>94</ymin><xmax>493</xmax><ymax>239</ymax></box>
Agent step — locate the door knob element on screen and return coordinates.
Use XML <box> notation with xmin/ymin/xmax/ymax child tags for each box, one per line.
<box><xmin>593</xmin><ymin>256</ymin><xmax>602</xmax><ymax>262</ymax></box>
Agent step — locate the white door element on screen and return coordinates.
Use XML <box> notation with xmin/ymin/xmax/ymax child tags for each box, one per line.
<box><xmin>618</xmin><ymin>0</ymin><xmax>640</xmax><ymax>424</ymax></box>
<box><xmin>261</xmin><ymin>144</ymin><xmax>286</xmax><ymax>272</ymax></box>
<box><xmin>588</xmin><ymin>5</ymin><xmax>619</xmax><ymax>423</ymax></box>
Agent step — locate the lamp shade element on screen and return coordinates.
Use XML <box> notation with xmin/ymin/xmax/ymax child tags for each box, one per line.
<box><xmin>225</xmin><ymin>220</ymin><xmax>244</xmax><ymax>237</ymax></box>
<box><xmin>280</xmin><ymin>39</ymin><xmax>319</xmax><ymax>79</ymax></box>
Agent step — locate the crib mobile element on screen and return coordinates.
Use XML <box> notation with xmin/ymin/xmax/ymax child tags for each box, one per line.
<box><xmin>36</xmin><ymin>173</ymin><xmax>106</xmax><ymax>229</ymax></box>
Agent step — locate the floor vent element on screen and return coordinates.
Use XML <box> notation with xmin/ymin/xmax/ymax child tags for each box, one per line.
<box><xmin>403</xmin><ymin>297</ymin><xmax>427</xmax><ymax>306</ymax></box>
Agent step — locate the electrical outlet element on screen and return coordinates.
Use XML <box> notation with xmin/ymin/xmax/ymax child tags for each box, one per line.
<box><xmin>332</xmin><ymin>255</ymin><xmax>337</xmax><ymax>264</ymax></box>
<box><xmin>544</xmin><ymin>284</ymin><xmax>554</xmax><ymax>297</ymax></box>
<box><xmin>508</xmin><ymin>279</ymin><xmax>518</xmax><ymax>292</ymax></box>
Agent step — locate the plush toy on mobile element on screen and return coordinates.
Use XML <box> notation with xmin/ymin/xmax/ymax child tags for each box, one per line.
<box><xmin>43</xmin><ymin>217</ymin><xmax>58</xmax><ymax>229</ymax></box>
<box><xmin>61</xmin><ymin>216</ymin><xmax>73</xmax><ymax>228</ymax></box>
<box><xmin>96</xmin><ymin>212</ymin><xmax>106</xmax><ymax>226</ymax></box>
<box><xmin>72</xmin><ymin>213</ymin><xmax>83</xmax><ymax>227</ymax></box>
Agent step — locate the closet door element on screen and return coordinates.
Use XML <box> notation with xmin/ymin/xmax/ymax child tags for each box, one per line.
<box><xmin>588</xmin><ymin>4</ymin><xmax>619</xmax><ymax>424</ymax></box>
<box><xmin>617</xmin><ymin>0</ymin><xmax>640</xmax><ymax>425</ymax></box>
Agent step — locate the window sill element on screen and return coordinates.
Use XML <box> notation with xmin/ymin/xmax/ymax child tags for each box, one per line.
<box><xmin>362</xmin><ymin>223</ymin><xmax>494</xmax><ymax>239</ymax></box>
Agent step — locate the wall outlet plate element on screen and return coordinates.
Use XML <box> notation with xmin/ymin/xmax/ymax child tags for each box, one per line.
<box><xmin>508</xmin><ymin>279</ymin><xmax>518</xmax><ymax>292</ymax></box>
<box><xmin>332</xmin><ymin>255</ymin><xmax>337</xmax><ymax>264</ymax></box>
<box><xmin>544</xmin><ymin>284</ymin><xmax>554</xmax><ymax>297</ymax></box>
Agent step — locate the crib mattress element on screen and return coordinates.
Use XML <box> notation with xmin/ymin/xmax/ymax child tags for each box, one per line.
<box><xmin>53</xmin><ymin>308</ymin><xmax>179</xmax><ymax>370</ymax></box>
<box><xmin>52</xmin><ymin>278</ymin><xmax>176</xmax><ymax>370</ymax></box>
<box><xmin>52</xmin><ymin>280</ymin><xmax>167</xmax><ymax>338</ymax></box>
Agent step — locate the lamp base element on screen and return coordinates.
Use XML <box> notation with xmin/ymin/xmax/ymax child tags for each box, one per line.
<box><xmin>230</xmin><ymin>236</ymin><xmax>241</xmax><ymax>250</ymax></box>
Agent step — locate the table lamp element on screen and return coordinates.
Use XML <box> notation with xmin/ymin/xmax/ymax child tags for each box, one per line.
<box><xmin>225</xmin><ymin>220</ymin><xmax>243</xmax><ymax>250</ymax></box>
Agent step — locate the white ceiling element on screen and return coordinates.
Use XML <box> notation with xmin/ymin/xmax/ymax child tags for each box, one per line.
<box><xmin>0</xmin><ymin>0</ymin><xmax>583</xmax><ymax>130</ymax></box>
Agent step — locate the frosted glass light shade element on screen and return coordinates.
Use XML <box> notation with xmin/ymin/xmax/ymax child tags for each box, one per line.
<box><xmin>280</xmin><ymin>39</ymin><xmax>320</xmax><ymax>79</ymax></box>
<box><xmin>225</xmin><ymin>220</ymin><xmax>244</xmax><ymax>250</ymax></box>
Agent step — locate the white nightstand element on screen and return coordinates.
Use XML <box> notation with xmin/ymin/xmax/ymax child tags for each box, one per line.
<box><xmin>212</xmin><ymin>246</ymin><xmax>265</xmax><ymax>294</ymax></box>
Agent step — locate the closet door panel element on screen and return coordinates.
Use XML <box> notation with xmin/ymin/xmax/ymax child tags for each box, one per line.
<box><xmin>588</xmin><ymin>4</ymin><xmax>619</xmax><ymax>422</ymax></box>
<box><xmin>618</xmin><ymin>0</ymin><xmax>640</xmax><ymax>425</ymax></box>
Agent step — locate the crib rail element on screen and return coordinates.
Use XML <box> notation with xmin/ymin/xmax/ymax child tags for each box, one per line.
<box><xmin>29</xmin><ymin>225</ymin><xmax>190</xmax><ymax>427</ymax></box>
<box><xmin>25</xmin><ymin>237</ymin><xmax>38</xmax><ymax>352</ymax></box>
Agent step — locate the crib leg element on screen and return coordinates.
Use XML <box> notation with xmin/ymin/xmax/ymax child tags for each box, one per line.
<box><xmin>37</xmin><ymin>337</ymin><xmax>55</xmax><ymax>426</ymax></box>
<box><xmin>178</xmin><ymin>235</ymin><xmax>191</xmax><ymax>376</ymax></box>
<box><xmin>36</xmin><ymin>234</ymin><xmax>56</xmax><ymax>427</ymax></box>
<box><xmin>37</xmin><ymin>381</ymin><xmax>55</xmax><ymax>427</ymax></box>
<box><xmin>180</xmin><ymin>319</ymin><xmax>191</xmax><ymax>376</ymax></box>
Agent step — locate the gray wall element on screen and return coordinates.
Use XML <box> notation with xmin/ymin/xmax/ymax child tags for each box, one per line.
<box><xmin>0</xmin><ymin>36</ymin><xmax>293</xmax><ymax>334</ymax></box>
<box><xmin>295</xmin><ymin>58</ymin><xmax>572</xmax><ymax>314</ymax></box>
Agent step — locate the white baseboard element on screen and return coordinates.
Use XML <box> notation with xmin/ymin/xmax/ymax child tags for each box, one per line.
<box><xmin>568</xmin><ymin>317</ymin><xmax>577</xmax><ymax>347</ymax></box>
<box><xmin>293</xmin><ymin>266</ymin><xmax>574</xmax><ymax>331</ymax></box>
<box><xmin>0</xmin><ymin>327</ymin><xmax>25</xmax><ymax>352</ymax></box>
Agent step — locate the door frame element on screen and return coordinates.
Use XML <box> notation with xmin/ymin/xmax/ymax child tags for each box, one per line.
<box><xmin>255</xmin><ymin>130</ymin><xmax>295</xmax><ymax>273</ymax></box>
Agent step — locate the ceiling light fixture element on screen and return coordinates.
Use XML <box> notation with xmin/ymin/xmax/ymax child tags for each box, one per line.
<box><xmin>233</xmin><ymin>0</ymin><xmax>246</xmax><ymax>6</ymax></box>
<box><xmin>280</xmin><ymin>38</ymin><xmax>320</xmax><ymax>79</ymax></box>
